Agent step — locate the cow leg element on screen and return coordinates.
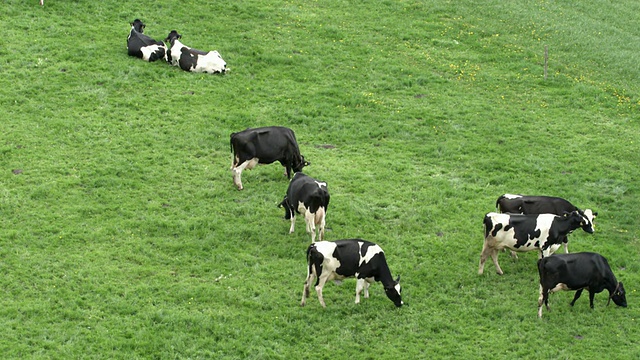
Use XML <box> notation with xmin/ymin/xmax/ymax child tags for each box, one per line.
<box><xmin>490</xmin><ymin>249</ymin><xmax>503</xmax><ymax>275</ymax></box>
<box><xmin>316</xmin><ymin>207</ymin><xmax>326</xmax><ymax>242</ymax></box>
<box><xmin>355</xmin><ymin>278</ymin><xmax>367</xmax><ymax>304</ymax></box>
<box><xmin>315</xmin><ymin>274</ymin><xmax>331</xmax><ymax>308</ymax></box>
<box><xmin>588</xmin><ymin>290</ymin><xmax>595</xmax><ymax>309</ymax></box>
<box><xmin>304</xmin><ymin>211</ymin><xmax>316</xmax><ymax>242</ymax></box>
<box><xmin>363</xmin><ymin>280</ymin><xmax>371</xmax><ymax>299</ymax></box>
<box><xmin>569</xmin><ymin>289</ymin><xmax>582</xmax><ymax>306</ymax></box>
<box><xmin>509</xmin><ymin>250</ymin><xmax>519</xmax><ymax>259</ymax></box>
<box><xmin>289</xmin><ymin>214</ymin><xmax>296</xmax><ymax>234</ymax></box>
<box><xmin>232</xmin><ymin>158</ymin><xmax>258</xmax><ymax>190</ymax></box>
<box><xmin>538</xmin><ymin>285</ymin><xmax>547</xmax><ymax>318</ymax></box>
<box><xmin>562</xmin><ymin>236</ymin><xmax>569</xmax><ymax>253</ymax></box>
<box><xmin>301</xmin><ymin>272</ymin><xmax>316</xmax><ymax>307</ymax></box>
<box><xmin>478</xmin><ymin>243</ymin><xmax>490</xmax><ymax>275</ymax></box>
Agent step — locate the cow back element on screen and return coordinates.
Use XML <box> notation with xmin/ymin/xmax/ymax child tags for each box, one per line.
<box><xmin>287</xmin><ymin>173</ymin><xmax>330</xmax><ymax>213</ymax></box>
<box><xmin>497</xmin><ymin>194</ymin><xmax>578</xmax><ymax>214</ymax></box>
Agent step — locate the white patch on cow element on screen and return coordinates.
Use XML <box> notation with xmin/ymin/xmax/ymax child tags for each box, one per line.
<box><xmin>168</xmin><ymin>39</ymin><xmax>185</xmax><ymax>67</ymax></box>
<box><xmin>359</xmin><ymin>242</ymin><xmax>384</xmax><ymax>266</ymax></box>
<box><xmin>503</xmin><ymin>194</ymin><xmax>522</xmax><ymax>199</ymax></box>
<box><xmin>583</xmin><ymin>209</ymin><xmax>596</xmax><ymax>230</ymax></box>
<box><xmin>550</xmin><ymin>283</ymin><xmax>570</xmax><ymax>293</ymax></box>
<box><xmin>246</xmin><ymin>158</ymin><xmax>259</xmax><ymax>170</ymax></box>
<box><xmin>314</xmin><ymin>241</ymin><xmax>343</xmax><ymax>281</ymax></box>
<box><xmin>315</xmin><ymin>181</ymin><xmax>327</xmax><ymax>188</ymax></box>
<box><xmin>193</xmin><ymin>50</ymin><xmax>227</xmax><ymax>74</ymax></box>
<box><xmin>140</xmin><ymin>44</ymin><xmax>164</xmax><ymax>61</ymax></box>
<box><xmin>534</xmin><ymin>215</ymin><xmax>555</xmax><ymax>256</ymax></box>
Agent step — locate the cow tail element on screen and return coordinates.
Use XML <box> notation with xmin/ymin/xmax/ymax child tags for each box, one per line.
<box><xmin>306</xmin><ymin>244</ymin><xmax>324</xmax><ymax>287</ymax></box>
<box><xmin>536</xmin><ymin>258</ymin><xmax>545</xmax><ymax>284</ymax></box>
<box><xmin>495</xmin><ymin>195</ymin><xmax>504</xmax><ymax>212</ymax></box>
<box><xmin>483</xmin><ymin>214</ymin><xmax>492</xmax><ymax>239</ymax></box>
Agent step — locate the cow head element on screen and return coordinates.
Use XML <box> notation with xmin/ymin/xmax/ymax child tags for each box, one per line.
<box><xmin>608</xmin><ymin>282</ymin><xmax>627</xmax><ymax>307</ymax></box>
<box><xmin>131</xmin><ymin>19</ymin><xmax>145</xmax><ymax>33</ymax></box>
<box><xmin>564</xmin><ymin>210</ymin><xmax>594</xmax><ymax>234</ymax></box>
<box><xmin>576</xmin><ymin>210</ymin><xmax>596</xmax><ymax>234</ymax></box>
<box><xmin>165</xmin><ymin>30</ymin><xmax>182</xmax><ymax>45</ymax></box>
<box><xmin>292</xmin><ymin>155</ymin><xmax>310</xmax><ymax>174</ymax></box>
<box><xmin>580</xmin><ymin>209</ymin><xmax>598</xmax><ymax>231</ymax></box>
<box><xmin>383</xmin><ymin>276</ymin><xmax>403</xmax><ymax>307</ymax></box>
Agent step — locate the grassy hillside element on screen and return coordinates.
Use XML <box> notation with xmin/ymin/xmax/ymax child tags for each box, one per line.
<box><xmin>1</xmin><ymin>0</ymin><xmax>639</xmax><ymax>358</ymax></box>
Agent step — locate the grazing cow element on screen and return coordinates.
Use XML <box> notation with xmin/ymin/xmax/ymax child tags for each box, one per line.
<box><xmin>164</xmin><ymin>31</ymin><xmax>227</xmax><ymax>73</ymax></box>
<box><xmin>279</xmin><ymin>172</ymin><xmax>330</xmax><ymax>243</ymax></box>
<box><xmin>496</xmin><ymin>194</ymin><xmax>597</xmax><ymax>254</ymax></box>
<box><xmin>127</xmin><ymin>19</ymin><xmax>167</xmax><ymax>62</ymax></box>
<box><xmin>301</xmin><ymin>239</ymin><xmax>403</xmax><ymax>308</ymax></box>
<box><xmin>537</xmin><ymin>252</ymin><xmax>627</xmax><ymax>318</ymax></box>
<box><xmin>478</xmin><ymin>211</ymin><xmax>594</xmax><ymax>275</ymax></box>
<box><xmin>230</xmin><ymin>126</ymin><xmax>309</xmax><ymax>190</ymax></box>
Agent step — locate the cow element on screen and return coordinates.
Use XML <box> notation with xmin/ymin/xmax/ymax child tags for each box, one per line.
<box><xmin>301</xmin><ymin>239</ymin><xmax>403</xmax><ymax>308</ymax></box>
<box><xmin>230</xmin><ymin>126</ymin><xmax>309</xmax><ymax>190</ymax></box>
<box><xmin>537</xmin><ymin>252</ymin><xmax>627</xmax><ymax>318</ymax></box>
<box><xmin>478</xmin><ymin>211</ymin><xmax>595</xmax><ymax>275</ymax></box>
<box><xmin>127</xmin><ymin>19</ymin><xmax>167</xmax><ymax>62</ymax></box>
<box><xmin>496</xmin><ymin>194</ymin><xmax>597</xmax><ymax>254</ymax></box>
<box><xmin>164</xmin><ymin>31</ymin><xmax>227</xmax><ymax>74</ymax></box>
<box><xmin>279</xmin><ymin>172</ymin><xmax>330</xmax><ymax>243</ymax></box>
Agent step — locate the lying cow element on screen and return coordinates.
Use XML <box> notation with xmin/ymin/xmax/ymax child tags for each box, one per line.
<box><xmin>496</xmin><ymin>194</ymin><xmax>597</xmax><ymax>254</ymax></box>
<box><xmin>478</xmin><ymin>211</ymin><xmax>594</xmax><ymax>275</ymax></box>
<box><xmin>165</xmin><ymin>31</ymin><xmax>227</xmax><ymax>73</ymax></box>
<box><xmin>279</xmin><ymin>173</ymin><xmax>330</xmax><ymax>242</ymax></box>
<box><xmin>301</xmin><ymin>239</ymin><xmax>403</xmax><ymax>308</ymax></box>
<box><xmin>537</xmin><ymin>252</ymin><xmax>627</xmax><ymax>318</ymax></box>
<box><xmin>127</xmin><ymin>19</ymin><xmax>167</xmax><ymax>62</ymax></box>
<box><xmin>230</xmin><ymin>126</ymin><xmax>309</xmax><ymax>190</ymax></box>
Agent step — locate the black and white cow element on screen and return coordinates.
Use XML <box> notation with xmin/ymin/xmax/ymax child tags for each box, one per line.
<box><xmin>230</xmin><ymin>126</ymin><xmax>309</xmax><ymax>190</ymax></box>
<box><xmin>301</xmin><ymin>239</ymin><xmax>403</xmax><ymax>308</ymax></box>
<box><xmin>279</xmin><ymin>172</ymin><xmax>330</xmax><ymax>243</ymax></box>
<box><xmin>127</xmin><ymin>19</ymin><xmax>167</xmax><ymax>62</ymax></box>
<box><xmin>537</xmin><ymin>252</ymin><xmax>627</xmax><ymax>318</ymax></box>
<box><xmin>164</xmin><ymin>31</ymin><xmax>227</xmax><ymax>74</ymax></box>
<box><xmin>496</xmin><ymin>194</ymin><xmax>597</xmax><ymax>254</ymax></box>
<box><xmin>478</xmin><ymin>211</ymin><xmax>595</xmax><ymax>275</ymax></box>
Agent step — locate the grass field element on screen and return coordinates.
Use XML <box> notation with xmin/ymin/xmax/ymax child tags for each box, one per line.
<box><xmin>2</xmin><ymin>0</ymin><xmax>639</xmax><ymax>358</ymax></box>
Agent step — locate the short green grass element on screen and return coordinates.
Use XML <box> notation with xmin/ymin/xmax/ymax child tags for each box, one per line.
<box><xmin>1</xmin><ymin>0</ymin><xmax>639</xmax><ymax>358</ymax></box>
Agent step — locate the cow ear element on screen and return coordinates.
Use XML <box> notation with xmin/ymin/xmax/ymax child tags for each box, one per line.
<box><xmin>395</xmin><ymin>275</ymin><xmax>401</xmax><ymax>283</ymax></box>
<box><xmin>593</xmin><ymin>212</ymin><xmax>598</xmax><ymax>218</ymax></box>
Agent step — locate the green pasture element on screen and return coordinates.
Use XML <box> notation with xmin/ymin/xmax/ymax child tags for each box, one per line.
<box><xmin>1</xmin><ymin>0</ymin><xmax>639</xmax><ymax>358</ymax></box>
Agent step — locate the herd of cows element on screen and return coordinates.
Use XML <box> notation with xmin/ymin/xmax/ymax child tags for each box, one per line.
<box><xmin>127</xmin><ymin>19</ymin><xmax>227</xmax><ymax>74</ymax></box>
<box><xmin>125</xmin><ymin>18</ymin><xmax>627</xmax><ymax>317</ymax></box>
<box><xmin>227</xmin><ymin>126</ymin><xmax>627</xmax><ymax>317</ymax></box>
